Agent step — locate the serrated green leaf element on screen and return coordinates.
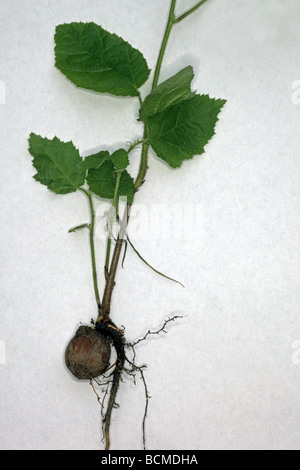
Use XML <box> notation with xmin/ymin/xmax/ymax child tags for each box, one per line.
<box><xmin>87</xmin><ymin>160</ymin><xmax>134</xmax><ymax>203</ymax></box>
<box><xmin>55</xmin><ymin>22</ymin><xmax>150</xmax><ymax>97</ymax></box>
<box><xmin>78</xmin><ymin>151</ymin><xmax>109</xmax><ymax>171</ymax></box>
<box><xmin>110</xmin><ymin>149</ymin><xmax>129</xmax><ymax>170</ymax></box>
<box><xmin>147</xmin><ymin>94</ymin><xmax>226</xmax><ymax>168</ymax></box>
<box><xmin>28</xmin><ymin>133</ymin><xmax>86</xmax><ymax>194</ymax></box>
<box><xmin>139</xmin><ymin>66</ymin><xmax>195</xmax><ymax>121</ymax></box>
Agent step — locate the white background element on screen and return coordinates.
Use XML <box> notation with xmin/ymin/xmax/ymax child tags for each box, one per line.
<box><xmin>0</xmin><ymin>0</ymin><xmax>300</xmax><ymax>450</ymax></box>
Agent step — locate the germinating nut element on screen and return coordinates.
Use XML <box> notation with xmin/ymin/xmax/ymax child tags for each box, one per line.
<box><xmin>65</xmin><ymin>325</ymin><xmax>111</xmax><ymax>380</ymax></box>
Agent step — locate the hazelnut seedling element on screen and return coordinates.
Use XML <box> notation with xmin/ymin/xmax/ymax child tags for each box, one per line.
<box><xmin>28</xmin><ymin>0</ymin><xmax>226</xmax><ymax>450</ymax></box>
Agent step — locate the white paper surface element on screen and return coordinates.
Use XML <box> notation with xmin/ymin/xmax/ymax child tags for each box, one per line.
<box><xmin>0</xmin><ymin>0</ymin><xmax>299</xmax><ymax>450</ymax></box>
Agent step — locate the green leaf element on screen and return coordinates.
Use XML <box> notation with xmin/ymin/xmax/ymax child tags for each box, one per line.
<box><xmin>78</xmin><ymin>151</ymin><xmax>109</xmax><ymax>171</ymax></box>
<box><xmin>68</xmin><ymin>223</ymin><xmax>90</xmax><ymax>233</ymax></box>
<box><xmin>146</xmin><ymin>94</ymin><xmax>226</xmax><ymax>168</ymax></box>
<box><xmin>87</xmin><ymin>160</ymin><xmax>134</xmax><ymax>202</ymax></box>
<box><xmin>110</xmin><ymin>149</ymin><xmax>129</xmax><ymax>170</ymax></box>
<box><xmin>139</xmin><ymin>66</ymin><xmax>195</xmax><ymax>121</ymax></box>
<box><xmin>28</xmin><ymin>133</ymin><xmax>86</xmax><ymax>194</ymax></box>
<box><xmin>55</xmin><ymin>22</ymin><xmax>150</xmax><ymax>97</ymax></box>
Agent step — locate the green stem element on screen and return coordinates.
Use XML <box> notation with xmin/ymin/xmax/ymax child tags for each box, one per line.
<box><xmin>99</xmin><ymin>204</ymin><xmax>131</xmax><ymax>322</ymax></box>
<box><xmin>152</xmin><ymin>0</ymin><xmax>177</xmax><ymax>90</ymax></box>
<box><xmin>104</xmin><ymin>237</ymin><xmax>112</xmax><ymax>279</ymax></box>
<box><xmin>113</xmin><ymin>172</ymin><xmax>122</xmax><ymax>213</ymax></box>
<box><xmin>105</xmin><ymin>171</ymin><xmax>122</xmax><ymax>277</ymax></box>
<box><xmin>134</xmin><ymin>128</ymin><xmax>149</xmax><ymax>190</ymax></box>
<box><xmin>174</xmin><ymin>0</ymin><xmax>209</xmax><ymax>23</ymax></box>
<box><xmin>80</xmin><ymin>188</ymin><xmax>101</xmax><ymax>311</ymax></box>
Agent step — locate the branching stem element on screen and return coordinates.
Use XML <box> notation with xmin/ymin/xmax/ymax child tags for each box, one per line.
<box><xmin>97</xmin><ymin>0</ymin><xmax>210</xmax><ymax>449</ymax></box>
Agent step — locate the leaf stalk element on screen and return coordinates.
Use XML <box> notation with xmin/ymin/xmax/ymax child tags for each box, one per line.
<box><xmin>174</xmin><ymin>0</ymin><xmax>209</xmax><ymax>24</ymax></box>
